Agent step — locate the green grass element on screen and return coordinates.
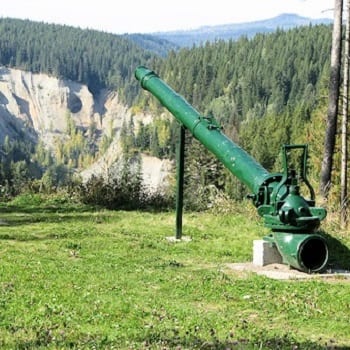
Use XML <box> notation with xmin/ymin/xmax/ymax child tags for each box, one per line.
<box><xmin>0</xmin><ymin>195</ymin><xmax>350</xmax><ymax>349</ymax></box>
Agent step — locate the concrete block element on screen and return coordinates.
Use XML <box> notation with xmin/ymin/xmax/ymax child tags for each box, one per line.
<box><xmin>253</xmin><ymin>240</ymin><xmax>283</xmax><ymax>266</ymax></box>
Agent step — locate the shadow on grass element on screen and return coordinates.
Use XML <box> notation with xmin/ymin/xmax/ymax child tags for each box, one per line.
<box><xmin>0</xmin><ymin>202</ymin><xmax>95</xmax><ymax>214</ymax></box>
<box><xmin>0</xmin><ymin>199</ymin><xmax>106</xmax><ymax>227</ymax></box>
<box><xmin>0</xmin><ymin>201</ymin><xmax>171</xmax><ymax>230</ymax></box>
<box><xmin>322</xmin><ymin>231</ymin><xmax>350</xmax><ymax>271</ymax></box>
<box><xmin>0</xmin><ymin>219</ymin><xmax>99</xmax><ymax>241</ymax></box>
<box><xmin>136</xmin><ymin>333</ymin><xmax>348</xmax><ymax>350</ymax></box>
<box><xmin>14</xmin><ymin>335</ymin><xmax>348</xmax><ymax>350</ymax></box>
<box><xmin>0</xmin><ymin>204</ymin><xmax>108</xmax><ymax>241</ymax></box>
<box><xmin>0</xmin><ymin>212</ymin><xmax>99</xmax><ymax>227</ymax></box>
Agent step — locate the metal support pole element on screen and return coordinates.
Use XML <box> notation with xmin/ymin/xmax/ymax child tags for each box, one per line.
<box><xmin>175</xmin><ymin>125</ymin><xmax>185</xmax><ymax>239</ymax></box>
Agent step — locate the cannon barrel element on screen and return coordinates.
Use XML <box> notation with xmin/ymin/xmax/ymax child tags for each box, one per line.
<box><xmin>135</xmin><ymin>66</ymin><xmax>270</xmax><ymax>195</ymax></box>
<box><xmin>135</xmin><ymin>66</ymin><xmax>328</xmax><ymax>273</ymax></box>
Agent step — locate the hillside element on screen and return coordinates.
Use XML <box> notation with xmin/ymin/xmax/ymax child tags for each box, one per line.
<box><xmin>0</xmin><ymin>17</ymin><xmax>159</xmax><ymax>104</ymax></box>
<box><xmin>123</xmin><ymin>33</ymin><xmax>179</xmax><ymax>56</ymax></box>
<box><xmin>0</xmin><ymin>17</ymin><xmax>334</xmax><ymax>207</ymax></box>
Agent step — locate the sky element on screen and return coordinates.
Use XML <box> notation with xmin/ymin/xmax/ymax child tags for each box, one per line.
<box><xmin>0</xmin><ymin>0</ymin><xmax>335</xmax><ymax>34</ymax></box>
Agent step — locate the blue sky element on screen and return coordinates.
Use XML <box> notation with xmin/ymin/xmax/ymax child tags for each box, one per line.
<box><xmin>0</xmin><ymin>0</ymin><xmax>334</xmax><ymax>34</ymax></box>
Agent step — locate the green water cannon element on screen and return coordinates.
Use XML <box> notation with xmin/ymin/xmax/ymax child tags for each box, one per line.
<box><xmin>135</xmin><ymin>66</ymin><xmax>328</xmax><ymax>273</ymax></box>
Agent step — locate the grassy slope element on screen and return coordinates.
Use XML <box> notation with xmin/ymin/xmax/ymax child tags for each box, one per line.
<box><xmin>0</xmin><ymin>195</ymin><xmax>349</xmax><ymax>349</ymax></box>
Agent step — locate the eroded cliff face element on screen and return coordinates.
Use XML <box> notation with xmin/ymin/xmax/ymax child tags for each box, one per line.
<box><xmin>0</xmin><ymin>67</ymin><xmax>172</xmax><ymax>190</ymax></box>
<box><xmin>0</xmin><ymin>66</ymin><xmax>121</xmax><ymax>144</ymax></box>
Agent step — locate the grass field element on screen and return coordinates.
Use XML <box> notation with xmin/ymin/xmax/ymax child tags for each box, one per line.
<box><xmin>0</xmin><ymin>194</ymin><xmax>350</xmax><ymax>349</ymax></box>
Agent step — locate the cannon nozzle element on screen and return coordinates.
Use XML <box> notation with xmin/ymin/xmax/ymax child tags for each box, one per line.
<box><xmin>135</xmin><ymin>66</ymin><xmax>157</xmax><ymax>89</ymax></box>
<box><xmin>266</xmin><ymin>232</ymin><xmax>328</xmax><ymax>272</ymax></box>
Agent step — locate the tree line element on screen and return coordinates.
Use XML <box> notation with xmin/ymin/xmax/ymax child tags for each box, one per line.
<box><xmin>0</xmin><ymin>18</ymin><xmax>157</xmax><ymax>103</ymax></box>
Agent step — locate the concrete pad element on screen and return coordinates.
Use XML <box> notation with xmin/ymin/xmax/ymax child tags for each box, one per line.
<box><xmin>226</xmin><ymin>262</ymin><xmax>350</xmax><ymax>281</ymax></box>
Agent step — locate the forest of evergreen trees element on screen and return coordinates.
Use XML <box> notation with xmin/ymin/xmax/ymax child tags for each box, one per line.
<box><xmin>0</xmin><ymin>18</ymin><xmax>337</xmax><ymax>209</ymax></box>
<box><xmin>0</xmin><ymin>18</ymin><xmax>157</xmax><ymax>102</ymax></box>
<box><xmin>135</xmin><ymin>25</ymin><xmax>332</xmax><ymax>167</ymax></box>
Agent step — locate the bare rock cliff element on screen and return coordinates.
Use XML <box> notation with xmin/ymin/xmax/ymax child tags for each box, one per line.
<box><xmin>0</xmin><ymin>66</ymin><xmax>114</xmax><ymax>143</ymax></box>
<box><xmin>0</xmin><ymin>67</ymin><xmax>172</xmax><ymax>190</ymax></box>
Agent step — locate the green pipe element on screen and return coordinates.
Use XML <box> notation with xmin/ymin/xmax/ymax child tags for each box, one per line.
<box><xmin>135</xmin><ymin>66</ymin><xmax>270</xmax><ymax>195</ymax></box>
<box><xmin>270</xmin><ymin>232</ymin><xmax>328</xmax><ymax>272</ymax></box>
<box><xmin>175</xmin><ymin>125</ymin><xmax>185</xmax><ymax>239</ymax></box>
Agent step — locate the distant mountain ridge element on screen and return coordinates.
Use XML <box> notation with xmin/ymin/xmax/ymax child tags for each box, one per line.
<box><xmin>127</xmin><ymin>13</ymin><xmax>332</xmax><ymax>51</ymax></box>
